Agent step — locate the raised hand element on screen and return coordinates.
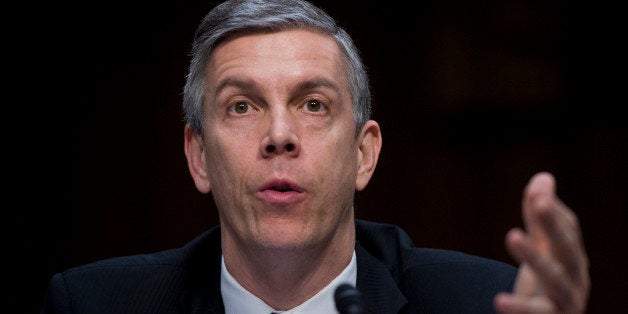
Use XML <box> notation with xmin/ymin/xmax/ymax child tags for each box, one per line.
<box><xmin>494</xmin><ymin>172</ymin><xmax>590</xmax><ymax>313</ymax></box>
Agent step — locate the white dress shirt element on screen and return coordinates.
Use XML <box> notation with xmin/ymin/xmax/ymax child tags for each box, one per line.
<box><xmin>221</xmin><ymin>251</ymin><xmax>357</xmax><ymax>314</ymax></box>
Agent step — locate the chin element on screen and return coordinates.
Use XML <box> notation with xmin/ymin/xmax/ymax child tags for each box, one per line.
<box><xmin>254</xmin><ymin>223</ymin><xmax>319</xmax><ymax>251</ymax></box>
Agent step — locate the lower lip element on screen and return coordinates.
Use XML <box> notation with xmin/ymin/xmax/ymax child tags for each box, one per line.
<box><xmin>257</xmin><ymin>190</ymin><xmax>304</xmax><ymax>204</ymax></box>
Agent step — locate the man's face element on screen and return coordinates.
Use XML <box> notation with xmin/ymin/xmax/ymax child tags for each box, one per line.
<box><xmin>187</xmin><ymin>29</ymin><xmax>377</xmax><ymax>252</ymax></box>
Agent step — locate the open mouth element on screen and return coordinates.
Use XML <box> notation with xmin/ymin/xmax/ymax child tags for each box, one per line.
<box><xmin>258</xmin><ymin>180</ymin><xmax>304</xmax><ymax>203</ymax></box>
<box><xmin>261</xmin><ymin>180</ymin><xmax>303</xmax><ymax>193</ymax></box>
<box><xmin>271</xmin><ymin>184</ymin><xmax>295</xmax><ymax>192</ymax></box>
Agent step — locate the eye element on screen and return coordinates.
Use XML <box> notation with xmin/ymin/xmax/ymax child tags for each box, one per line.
<box><xmin>303</xmin><ymin>99</ymin><xmax>326</xmax><ymax>113</ymax></box>
<box><xmin>230</xmin><ymin>101</ymin><xmax>252</xmax><ymax>114</ymax></box>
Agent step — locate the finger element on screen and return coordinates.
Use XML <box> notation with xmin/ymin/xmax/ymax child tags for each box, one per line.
<box><xmin>505</xmin><ymin>229</ymin><xmax>587</xmax><ymax>313</ymax></box>
<box><xmin>523</xmin><ymin>172</ymin><xmax>579</xmax><ymax>241</ymax></box>
<box><xmin>533</xmin><ymin>197</ymin><xmax>589</xmax><ymax>287</ymax></box>
<box><xmin>521</xmin><ymin>172</ymin><xmax>556</xmax><ymax>239</ymax></box>
<box><xmin>494</xmin><ymin>292</ymin><xmax>556</xmax><ymax>314</ymax></box>
<box><xmin>504</xmin><ymin>230</ymin><xmax>540</xmax><ymax>296</ymax></box>
<box><xmin>522</xmin><ymin>172</ymin><xmax>590</xmax><ymax>287</ymax></box>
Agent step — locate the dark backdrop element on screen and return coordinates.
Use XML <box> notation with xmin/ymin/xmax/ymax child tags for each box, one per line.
<box><xmin>13</xmin><ymin>0</ymin><xmax>625</xmax><ymax>313</ymax></box>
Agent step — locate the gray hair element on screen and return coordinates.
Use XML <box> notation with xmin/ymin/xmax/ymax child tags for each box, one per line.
<box><xmin>182</xmin><ymin>0</ymin><xmax>371</xmax><ymax>136</ymax></box>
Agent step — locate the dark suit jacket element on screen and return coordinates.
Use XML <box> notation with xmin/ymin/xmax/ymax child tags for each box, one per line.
<box><xmin>42</xmin><ymin>219</ymin><xmax>517</xmax><ymax>313</ymax></box>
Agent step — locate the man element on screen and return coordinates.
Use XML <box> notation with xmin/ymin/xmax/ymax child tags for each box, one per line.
<box><xmin>42</xmin><ymin>0</ymin><xmax>590</xmax><ymax>313</ymax></box>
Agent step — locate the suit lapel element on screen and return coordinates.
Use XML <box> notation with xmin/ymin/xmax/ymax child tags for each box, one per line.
<box><xmin>355</xmin><ymin>243</ymin><xmax>407</xmax><ymax>314</ymax></box>
<box><xmin>178</xmin><ymin>227</ymin><xmax>226</xmax><ymax>314</ymax></box>
<box><xmin>177</xmin><ymin>225</ymin><xmax>408</xmax><ymax>313</ymax></box>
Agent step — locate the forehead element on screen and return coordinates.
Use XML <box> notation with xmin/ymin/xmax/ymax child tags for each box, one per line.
<box><xmin>213</xmin><ymin>28</ymin><xmax>342</xmax><ymax>61</ymax></box>
<box><xmin>207</xmin><ymin>29</ymin><xmax>348</xmax><ymax>88</ymax></box>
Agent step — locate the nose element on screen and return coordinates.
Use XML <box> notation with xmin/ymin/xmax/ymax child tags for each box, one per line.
<box><xmin>260</xmin><ymin>109</ymin><xmax>301</xmax><ymax>158</ymax></box>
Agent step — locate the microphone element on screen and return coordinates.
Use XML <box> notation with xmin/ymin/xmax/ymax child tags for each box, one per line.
<box><xmin>334</xmin><ymin>283</ymin><xmax>367</xmax><ymax>314</ymax></box>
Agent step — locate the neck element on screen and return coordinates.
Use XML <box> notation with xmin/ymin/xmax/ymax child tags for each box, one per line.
<box><xmin>221</xmin><ymin>217</ymin><xmax>355</xmax><ymax>310</ymax></box>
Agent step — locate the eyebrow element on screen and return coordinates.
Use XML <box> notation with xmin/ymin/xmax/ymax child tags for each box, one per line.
<box><xmin>214</xmin><ymin>78</ymin><xmax>257</xmax><ymax>96</ymax></box>
<box><xmin>294</xmin><ymin>77</ymin><xmax>342</xmax><ymax>94</ymax></box>
<box><xmin>213</xmin><ymin>77</ymin><xmax>342</xmax><ymax>97</ymax></box>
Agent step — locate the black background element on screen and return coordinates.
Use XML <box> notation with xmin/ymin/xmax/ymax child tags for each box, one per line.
<box><xmin>12</xmin><ymin>0</ymin><xmax>625</xmax><ymax>312</ymax></box>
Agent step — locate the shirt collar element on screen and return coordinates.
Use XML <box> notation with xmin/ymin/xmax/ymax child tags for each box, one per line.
<box><xmin>221</xmin><ymin>251</ymin><xmax>357</xmax><ymax>314</ymax></box>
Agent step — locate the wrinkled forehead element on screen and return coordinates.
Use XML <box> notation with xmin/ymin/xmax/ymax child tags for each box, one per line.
<box><xmin>209</xmin><ymin>27</ymin><xmax>348</xmax><ymax>72</ymax></box>
<box><xmin>206</xmin><ymin>29</ymin><xmax>350</xmax><ymax>91</ymax></box>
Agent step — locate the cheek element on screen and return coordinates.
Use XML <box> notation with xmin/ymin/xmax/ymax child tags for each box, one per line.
<box><xmin>203</xmin><ymin>139</ymin><xmax>255</xmax><ymax>222</ymax></box>
<box><xmin>204</xmin><ymin>133</ymin><xmax>255</xmax><ymax>192</ymax></box>
<box><xmin>315</xmin><ymin>134</ymin><xmax>358</xmax><ymax>188</ymax></box>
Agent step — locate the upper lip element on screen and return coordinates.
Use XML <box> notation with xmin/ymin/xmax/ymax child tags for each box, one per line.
<box><xmin>259</xmin><ymin>179</ymin><xmax>304</xmax><ymax>193</ymax></box>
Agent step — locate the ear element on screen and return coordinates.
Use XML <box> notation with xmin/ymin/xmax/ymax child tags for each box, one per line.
<box><xmin>184</xmin><ymin>124</ymin><xmax>211</xmax><ymax>193</ymax></box>
<box><xmin>355</xmin><ymin>120</ymin><xmax>382</xmax><ymax>191</ymax></box>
